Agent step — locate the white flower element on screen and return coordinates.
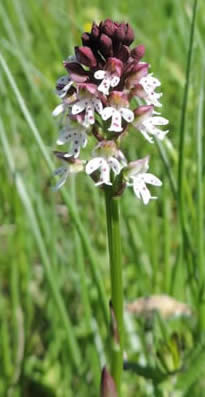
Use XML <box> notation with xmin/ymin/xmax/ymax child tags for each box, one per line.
<box><xmin>86</xmin><ymin>156</ymin><xmax>122</xmax><ymax>186</ymax></box>
<box><xmin>56</xmin><ymin>122</ymin><xmax>88</xmax><ymax>158</ymax></box>
<box><xmin>52</xmin><ymin>157</ymin><xmax>84</xmax><ymax>191</ymax></box>
<box><xmin>134</xmin><ymin>112</ymin><xmax>169</xmax><ymax>144</ymax></box>
<box><xmin>102</xmin><ymin>106</ymin><xmax>134</xmax><ymax>133</ymax></box>
<box><xmin>86</xmin><ymin>141</ymin><xmax>126</xmax><ymax>186</ymax></box>
<box><xmin>124</xmin><ymin>156</ymin><xmax>162</xmax><ymax>205</ymax></box>
<box><xmin>94</xmin><ymin>70</ymin><xmax>120</xmax><ymax>95</ymax></box>
<box><xmin>139</xmin><ymin>73</ymin><xmax>163</xmax><ymax>107</ymax></box>
<box><xmin>72</xmin><ymin>97</ymin><xmax>103</xmax><ymax>128</ymax></box>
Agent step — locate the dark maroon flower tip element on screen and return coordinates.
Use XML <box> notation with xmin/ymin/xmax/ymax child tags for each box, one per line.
<box><xmin>99</xmin><ymin>33</ymin><xmax>113</xmax><ymax>57</ymax></box>
<box><xmin>91</xmin><ymin>22</ymin><xmax>100</xmax><ymax>39</ymax></box>
<box><xmin>101</xmin><ymin>18</ymin><xmax>116</xmax><ymax>37</ymax></box>
<box><xmin>81</xmin><ymin>32</ymin><xmax>91</xmax><ymax>46</ymax></box>
<box><xmin>124</xmin><ymin>23</ymin><xmax>135</xmax><ymax>46</ymax></box>
<box><xmin>63</xmin><ymin>61</ymin><xmax>89</xmax><ymax>83</ymax></box>
<box><xmin>75</xmin><ymin>46</ymin><xmax>97</xmax><ymax>68</ymax></box>
<box><xmin>100</xmin><ymin>367</ymin><xmax>117</xmax><ymax>397</ymax></box>
<box><xmin>115</xmin><ymin>45</ymin><xmax>130</xmax><ymax>62</ymax></box>
<box><xmin>131</xmin><ymin>44</ymin><xmax>145</xmax><ymax>62</ymax></box>
<box><xmin>114</xmin><ymin>24</ymin><xmax>125</xmax><ymax>42</ymax></box>
<box><xmin>125</xmin><ymin>61</ymin><xmax>149</xmax><ymax>76</ymax></box>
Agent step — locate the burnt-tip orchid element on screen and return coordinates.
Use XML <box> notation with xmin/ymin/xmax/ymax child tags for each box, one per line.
<box><xmin>52</xmin><ymin>18</ymin><xmax>169</xmax><ymax>203</ymax></box>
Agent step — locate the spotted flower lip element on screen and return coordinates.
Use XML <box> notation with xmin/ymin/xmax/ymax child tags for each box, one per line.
<box><xmin>71</xmin><ymin>84</ymin><xmax>103</xmax><ymax>127</ymax></box>
<box><xmin>56</xmin><ymin>120</ymin><xmax>88</xmax><ymax>158</ymax></box>
<box><xmin>86</xmin><ymin>141</ymin><xmax>125</xmax><ymax>186</ymax></box>
<box><xmin>124</xmin><ymin>156</ymin><xmax>162</xmax><ymax>205</ymax></box>
<box><xmin>102</xmin><ymin>91</ymin><xmax>134</xmax><ymax>132</ymax></box>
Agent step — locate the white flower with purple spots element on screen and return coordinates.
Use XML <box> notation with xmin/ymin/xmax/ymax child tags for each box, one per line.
<box><xmin>139</xmin><ymin>73</ymin><xmax>163</xmax><ymax>107</ymax></box>
<box><xmin>124</xmin><ymin>156</ymin><xmax>162</xmax><ymax>205</ymax></box>
<box><xmin>71</xmin><ymin>83</ymin><xmax>103</xmax><ymax>127</ymax></box>
<box><xmin>86</xmin><ymin>141</ymin><xmax>125</xmax><ymax>186</ymax></box>
<box><xmin>72</xmin><ymin>97</ymin><xmax>103</xmax><ymax>127</ymax></box>
<box><xmin>56</xmin><ymin>121</ymin><xmax>88</xmax><ymax>158</ymax></box>
<box><xmin>133</xmin><ymin>105</ymin><xmax>169</xmax><ymax>143</ymax></box>
<box><xmin>101</xmin><ymin>92</ymin><xmax>134</xmax><ymax>133</ymax></box>
<box><xmin>94</xmin><ymin>70</ymin><xmax>120</xmax><ymax>95</ymax></box>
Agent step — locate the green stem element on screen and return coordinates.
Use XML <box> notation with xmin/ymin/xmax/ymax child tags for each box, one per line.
<box><xmin>105</xmin><ymin>187</ymin><xmax>123</xmax><ymax>396</ymax></box>
<box><xmin>177</xmin><ymin>0</ymin><xmax>198</xmax><ymax>234</ymax></box>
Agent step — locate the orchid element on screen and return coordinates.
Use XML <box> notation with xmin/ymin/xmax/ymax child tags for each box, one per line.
<box><xmin>50</xmin><ymin>18</ymin><xmax>170</xmax><ymax>396</ymax></box>
<box><xmin>52</xmin><ymin>18</ymin><xmax>169</xmax><ymax>204</ymax></box>
<box><xmin>86</xmin><ymin>141</ymin><xmax>125</xmax><ymax>186</ymax></box>
<box><xmin>124</xmin><ymin>156</ymin><xmax>162</xmax><ymax>204</ymax></box>
<box><xmin>133</xmin><ymin>105</ymin><xmax>169</xmax><ymax>143</ymax></box>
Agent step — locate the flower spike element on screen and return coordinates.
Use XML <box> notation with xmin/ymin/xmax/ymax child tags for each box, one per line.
<box><xmin>52</xmin><ymin>18</ymin><xmax>168</xmax><ymax>203</ymax></box>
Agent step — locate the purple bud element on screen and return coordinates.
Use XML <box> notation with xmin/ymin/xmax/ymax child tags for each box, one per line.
<box><xmin>63</xmin><ymin>61</ymin><xmax>89</xmax><ymax>83</ymax></box>
<box><xmin>99</xmin><ymin>34</ymin><xmax>113</xmax><ymax>57</ymax></box>
<box><xmin>101</xmin><ymin>19</ymin><xmax>116</xmax><ymax>37</ymax></box>
<box><xmin>75</xmin><ymin>46</ymin><xmax>97</xmax><ymax>67</ymax></box>
<box><xmin>131</xmin><ymin>45</ymin><xmax>145</xmax><ymax>62</ymax></box>
<box><xmin>81</xmin><ymin>32</ymin><xmax>91</xmax><ymax>46</ymax></box>
<box><xmin>115</xmin><ymin>45</ymin><xmax>130</xmax><ymax>62</ymax></box>
<box><xmin>100</xmin><ymin>367</ymin><xmax>118</xmax><ymax>397</ymax></box>
<box><xmin>124</xmin><ymin>24</ymin><xmax>135</xmax><ymax>45</ymax></box>
<box><xmin>114</xmin><ymin>24</ymin><xmax>125</xmax><ymax>41</ymax></box>
<box><xmin>91</xmin><ymin>22</ymin><xmax>100</xmax><ymax>39</ymax></box>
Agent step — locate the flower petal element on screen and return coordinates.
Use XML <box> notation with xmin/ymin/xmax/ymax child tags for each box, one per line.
<box><xmin>80</xmin><ymin>131</ymin><xmax>88</xmax><ymax>148</ymax></box>
<box><xmin>72</xmin><ymin>100</ymin><xmax>86</xmax><ymax>115</ymax></box>
<box><xmin>94</xmin><ymin>70</ymin><xmax>107</xmax><ymax>80</ymax></box>
<box><xmin>95</xmin><ymin>160</ymin><xmax>111</xmax><ymax>186</ymax></box>
<box><xmin>108</xmin><ymin>110</ymin><xmax>122</xmax><ymax>132</ymax></box>
<box><xmin>56</xmin><ymin>129</ymin><xmax>74</xmax><ymax>145</ymax></box>
<box><xmin>52</xmin><ymin>104</ymin><xmax>64</xmax><ymax>117</ymax></box>
<box><xmin>52</xmin><ymin>168</ymin><xmax>69</xmax><ymax>191</ymax></box>
<box><xmin>98</xmin><ymin>77</ymin><xmax>111</xmax><ymax>95</ymax></box>
<box><xmin>93</xmin><ymin>98</ymin><xmax>103</xmax><ymax>114</ymax></box>
<box><xmin>133</xmin><ymin>180</ymin><xmax>151</xmax><ymax>205</ymax></box>
<box><xmin>86</xmin><ymin>157</ymin><xmax>103</xmax><ymax>175</ymax></box>
<box><xmin>120</xmin><ymin>107</ymin><xmax>134</xmax><ymax>123</ymax></box>
<box><xmin>101</xmin><ymin>107</ymin><xmax>114</xmax><ymax>120</ymax></box>
<box><xmin>85</xmin><ymin>104</ymin><xmax>95</xmax><ymax>125</ymax></box>
<box><xmin>108</xmin><ymin>157</ymin><xmax>122</xmax><ymax>175</ymax></box>
<box><xmin>142</xmin><ymin>173</ymin><xmax>162</xmax><ymax>186</ymax></box>
<box><xmin>151</xmin><ymin>116</ymin><xmax>169</xmax><ymax>126</ymax></box>
<box><xmin>110</xmin><ymin>75</ymin><xmax>120</xmax><ymax>87</ymax></box>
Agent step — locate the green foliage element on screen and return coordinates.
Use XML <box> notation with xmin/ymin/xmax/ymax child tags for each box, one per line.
<box><xmin>0</xmin><ymin>0</ymin><xmax>205</xmax><ymax>395</ymax></box>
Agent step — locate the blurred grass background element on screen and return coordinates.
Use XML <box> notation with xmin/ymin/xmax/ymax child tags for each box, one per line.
<box><xmin>0</xmin><ymin>0</ymin><xmax>205</xmax><ymax>395</ymax></box>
